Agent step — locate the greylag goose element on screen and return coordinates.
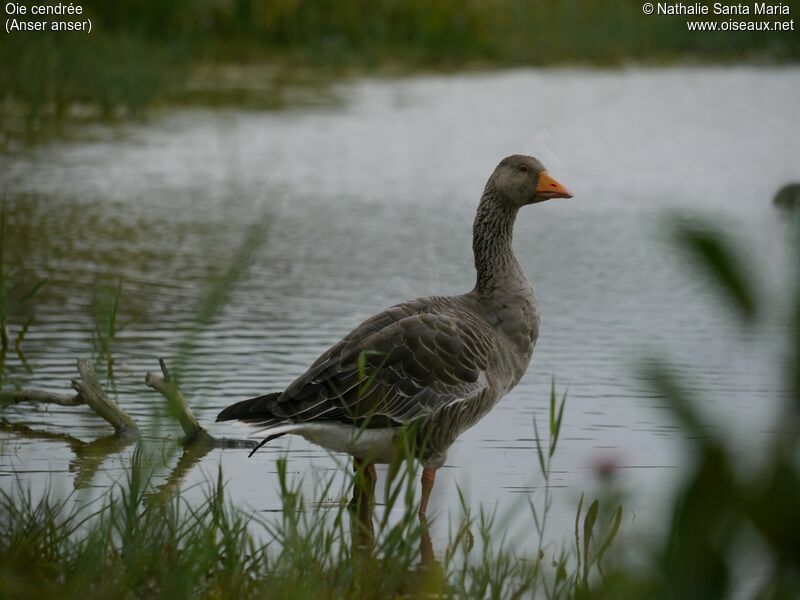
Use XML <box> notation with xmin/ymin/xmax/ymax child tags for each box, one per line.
<box><xmin>217</xmin><ymin>155</ymin><xmax>572</xmax><ymax>517</ymax></box>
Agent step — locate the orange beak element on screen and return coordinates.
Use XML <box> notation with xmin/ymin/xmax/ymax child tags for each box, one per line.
<box><xmin>535</xmin><ymin>171</ymin><xmax>573</xmax><ymax>199</ymax></box>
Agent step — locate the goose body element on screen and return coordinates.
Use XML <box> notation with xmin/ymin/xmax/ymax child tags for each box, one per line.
<box><xmin>217</xmin><ymin>155</ymin><xmax>572</xmax><ymax>515</ymax></box>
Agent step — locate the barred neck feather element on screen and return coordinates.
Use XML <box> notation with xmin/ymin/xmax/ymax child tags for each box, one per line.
<box><xmin>472</xmin><ymin>183</ymin><xmax>522</xmax><ymax>295</ymax></box>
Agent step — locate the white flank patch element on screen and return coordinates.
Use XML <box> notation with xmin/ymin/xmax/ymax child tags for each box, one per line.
<box><xmin>247</xmin><ymin>421</ymin><xmax>397</xmax><ymax>463</ymax></box>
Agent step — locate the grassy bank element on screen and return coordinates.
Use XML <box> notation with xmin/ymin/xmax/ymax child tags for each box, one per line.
<box><xmin>2</xmin><ymin>0</ymin><xmax>799</xmax><ymax>138</ymax></box>
<box><xmin>1</xmin><ymin>392</ymin><xmax>627</xmax><ymax>599</ymax></box>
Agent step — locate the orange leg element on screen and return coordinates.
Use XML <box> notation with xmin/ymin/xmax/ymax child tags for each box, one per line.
<box><xmin>418</xmin><ymin>467</ymin><xmax>437</xmax><ymax>519</ymax></box>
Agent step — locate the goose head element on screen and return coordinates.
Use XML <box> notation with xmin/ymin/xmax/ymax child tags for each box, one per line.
<box><xmin>490</xmin><ymin>154</ymin><xmax>573</xmax><ymax>207</ymax></box>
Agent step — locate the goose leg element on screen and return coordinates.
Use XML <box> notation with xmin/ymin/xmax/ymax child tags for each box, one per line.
<box><xmin>350</xmin><ymin>458</ymin><xmax>376</xmax><ymax>552</ymax></box>
<box><xmin>350</xmin><ymin>457</ymin><xmax>377</xmax><ymax>509</ymax></box>
<box><xmin>419</xmin><ymin>522</ymin><xmax>434</xmax><ymax>565</ymax></box>
<box><xmin>418</xmin><ymin>467</ymin><xmax>437</xmax><ymax>519</ymax></box>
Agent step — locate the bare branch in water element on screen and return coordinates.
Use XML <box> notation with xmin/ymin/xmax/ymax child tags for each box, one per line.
<box><xmin>1</xmin><ymin>388</ymin><xmax>84</xmax><ymax>407</ymax></box>
<box><xmin>70</xmin><ymin>358</ymin><xmax>140</xmax><ymax>438</ymax></box>
<box><xmin>145</xmin><ymin>357</ymin><xmax>257</xmax><ymax>450</ymax></box>
<box><xmin>2</xmin><ymin>360</ymin><xmax>136</xmax><ymax>435</ymax></box>
<box><xmin>145</xmin><ymin>357</ymin><xmax>211</xmax><ymax>442</ymax></box>
<box><xmin>3</xmin><ymin>357</ymin><xmax>254</xmax><ymax>458</ymax></box>
<box><xmin>3</xmin><ymin>356</ymin><xmax>256</xmax><ymax>499</ymax></box>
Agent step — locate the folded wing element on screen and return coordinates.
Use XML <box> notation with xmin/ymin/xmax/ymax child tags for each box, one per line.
<box><xmin>246</xmin><ymin>300</ymin><xmax>495</xmax><ymax>429</ymax></box>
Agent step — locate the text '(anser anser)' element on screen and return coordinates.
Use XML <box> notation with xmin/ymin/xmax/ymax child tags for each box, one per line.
<box><xmin>217</xmin><ymin>155</ymin><xmax>573</xmax><ymax>518</ymax></box>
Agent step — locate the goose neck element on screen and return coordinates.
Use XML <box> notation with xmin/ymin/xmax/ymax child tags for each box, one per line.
<box><xmin>472</xmin><ymin>186</ymin><xmax>521</xmax><ymax>294</ymax></box>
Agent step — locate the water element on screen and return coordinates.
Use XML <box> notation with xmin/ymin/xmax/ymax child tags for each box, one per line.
<box><xmin>1</xmin><ymin>67</ymin><xmax>798</xmax><ymax>554</ymax></box>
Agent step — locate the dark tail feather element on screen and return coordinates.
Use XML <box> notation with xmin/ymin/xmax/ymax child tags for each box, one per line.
<box><xmin>216</xmin><ymin>392</ymin><xmax>282</xmax><ymax>422</ymax></box>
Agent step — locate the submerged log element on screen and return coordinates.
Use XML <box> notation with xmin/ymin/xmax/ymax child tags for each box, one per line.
<box><xmin>145</xmin><ymin>358</ymin><xmax>213</xmax><ymax>444</ymax></box>
<box><xmin>3</xmin><ymin>357</ymin><xmax>254</xmax><ymax>449</ymax></box>
<box><xmin>1</xmin><ymin>359</ymin><xmax>138</xmax><ymax>437</ymax></box>
<box><xmin>144</xmin><ymin>357</ymin><xmax>257</xmax><ymax>449</ymax></box>
<box><xmin>0</xmin><ymin>388</ymin><xmax>84</xmax><ymax>407</ymax></box>
<box><xmin>2</xmin><ymin>357</ymin><xmax>256</xmax><ymax>497</ymax></box>
<box><xmin>72</xmin><ymin>358</ymin><xmax>139</xmax><ymax>438</ymax></box>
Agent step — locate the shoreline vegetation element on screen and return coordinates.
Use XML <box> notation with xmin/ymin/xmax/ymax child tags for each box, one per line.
<box><xmin>2</xmin><ymin>0</ymin><xmax>799</xmax><ymax>142</ymax></box>
<box><xmin>0</xmin><ymin>402</ymin><xmax>630</xmax><ymax>599</ymax></box>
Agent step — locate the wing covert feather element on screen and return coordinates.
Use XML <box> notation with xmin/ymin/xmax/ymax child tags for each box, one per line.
<box><xmin>273</xmin><ymin>300</ymin><xmax>495</xmax><ymax>426</ymax></box>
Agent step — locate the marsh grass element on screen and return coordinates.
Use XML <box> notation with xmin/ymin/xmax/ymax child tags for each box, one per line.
<box><xmin>0</xmin><ymin>449</ymin><xmax>262</xmax><ymax>598</ymax></box>
<box><xmin>0</xmin><ymin>32</ymin><xmax>186</xmax><ymax>141</ymax></box>
<box><xmin>92</xmin><ymin>279</ymin><xmax>123</xmax><ymax>381</ymax></box>
<box><xmin>2</xmin><ymin>0</ymin><xmax>798</xmax><ymax>140</ymax></box>
<box><xmin>0</xmin><ymin>201</ymin><xmax>47</xmax><ymax>382</ymax></box>
<box><xmin>0</xmin><ymin>384</ymin><xmax>626</xmax><ymax>599</ymax></box>
<box><xmin>75</xmin><ymin>0</ymin><xmax>799</xmax><ymax>66</ymax></box>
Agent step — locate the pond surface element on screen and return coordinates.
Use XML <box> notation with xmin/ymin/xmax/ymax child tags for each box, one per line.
<box><xmin>1</xmin><ymin>66</ymin><xmax>798</xmax><ymax>554</ymax></box>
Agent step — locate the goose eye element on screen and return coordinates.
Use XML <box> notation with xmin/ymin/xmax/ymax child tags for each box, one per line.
<box><xmin>519</xmin><ymin>165</ymin><xmax>529</xmax><ymax>174</ymax></box>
